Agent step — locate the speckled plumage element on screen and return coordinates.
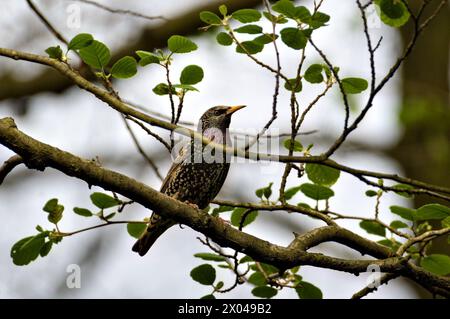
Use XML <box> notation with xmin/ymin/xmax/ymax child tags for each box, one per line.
<box><xmin>132</xmin><ymin>105</ymin><xmax>245</xmax><ymax>256</ymax></box>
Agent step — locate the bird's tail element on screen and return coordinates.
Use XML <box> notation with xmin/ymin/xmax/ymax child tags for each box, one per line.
<box><xmin>132</xmin><ymin>214</ymin><xmax>175</xmax><ymax>256</ymax></box>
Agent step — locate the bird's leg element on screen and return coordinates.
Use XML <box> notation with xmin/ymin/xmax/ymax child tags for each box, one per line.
<box><xmin>184</xmin><ymin>201</ymin><xmax>200</xmax><ymax>210</ymax></box>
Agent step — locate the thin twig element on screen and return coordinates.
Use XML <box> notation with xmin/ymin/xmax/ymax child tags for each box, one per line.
<box><xmin>0</xmin><ymin>155</ymin><xmax>23</xmax><ymax>185</ymax></box>
<box><xmin>324</xmin><ymin>0</ymin><xmax>447</xmax><ymax>157</ymax></box>
<box><xmin>243</xmin><ymin>0</ymin><xmax>282</xmax><ymax>151</ymax></box>
<box><xmin>70</xmin><ymin>0</ymin><xmax>168</xmax><ymax>21</ymax></box>
<box><xmin>126</xmin><ymin>116</ymin><xmax>171</xmax><ymax>152</ymax></box>
<box><xmin>26</xmin><ymin>0</ymin><xmax>69</xmax><ymax>45</ymax></box>
<box><xmin>351</xmin><ymin>273</ymin><xmax>398</xmax><ymax>299</ymax></box>
<box><xmin>122</xmin><ymin>117</ymin><xmax>164</xmax><ymax>181</ymax></box>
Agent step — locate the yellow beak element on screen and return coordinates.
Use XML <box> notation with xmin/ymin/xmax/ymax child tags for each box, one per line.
<box><xmin>226</xmin><ymin>105</ymin><xmax>246</xmax><ymax>115</ymax></box>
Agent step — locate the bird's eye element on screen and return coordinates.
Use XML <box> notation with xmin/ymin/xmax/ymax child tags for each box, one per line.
<box><xmin>213</xmin><ymin>110</ymin><xmax>223</xmax><ymax>116</ymax></box>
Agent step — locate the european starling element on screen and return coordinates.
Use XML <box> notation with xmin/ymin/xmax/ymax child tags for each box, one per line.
<box><xmin>132</xmin><ymin>105</ymin><xmax>246</xmax><ymax>256</ymax></box>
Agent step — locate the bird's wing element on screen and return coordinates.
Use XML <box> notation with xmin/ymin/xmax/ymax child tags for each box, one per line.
<box><xmin>159</xmin><ymin>143</ymin><xmax>189</xmax><ymax>193</ymax></box>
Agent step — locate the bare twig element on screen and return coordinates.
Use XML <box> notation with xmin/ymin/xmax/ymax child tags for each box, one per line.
<box><xmin>26</xmin><ymin>0</ymin><xmax>69</xmax><ymax>45</ymax></box>
<box><xmin>243</xmin><ymin>0</ymin><xmax>282</xmax><ymax>151</ymax></box>
<box><xmin>70</xmin><ymin>0</ymin><xmax>168</xmax><ymax>21</ymax></box>
<box><xmin>0</xmin><ymin>155</ymin><xmax>23</xmax><ymax>185</ymax></box>
<box><xmin>122</xmin><ymin>117</ymin><xmax>164</xmax><ymax>181</ymax></box>
<box><xmin>126</xmin><ymin>116</ymin><xmax>171</xmax><ymax>152</ymax></box>
<box><xmin>324</xmin><ymin>0</ymin><xmax>447</xmax><ymax>157</ymax></box>
<box><xmin>351</xmin><ymin>273</ymin><xmax>398</xmax><ymax>299</ymax></box>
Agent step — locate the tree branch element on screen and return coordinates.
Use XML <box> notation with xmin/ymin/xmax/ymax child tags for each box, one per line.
<box><xmin>0</xmin><ymin>47</ymin><xmax>448</xmax><ymax>199</ymax></box>
<box><xmin>0</xmin><ymin>116</ymin><xmax>449</xmax><ymax>296</ymax></box>
<box><xmin>0</xmin><ymin>155</ymin><xmax>23</xmax><ymax>185</ymax></box>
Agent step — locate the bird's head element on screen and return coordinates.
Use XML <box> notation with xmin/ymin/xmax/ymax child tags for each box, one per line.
<box><xmin>198</xmin><ymin>105</ymin><xmax>246</xmax><ymax>133</ymax></box>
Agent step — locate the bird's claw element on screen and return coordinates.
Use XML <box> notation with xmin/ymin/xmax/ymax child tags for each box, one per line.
<box><xmin>185</xmin><ymin>201</ymin><xmax>199</xmax><ymax>210</ymax></box>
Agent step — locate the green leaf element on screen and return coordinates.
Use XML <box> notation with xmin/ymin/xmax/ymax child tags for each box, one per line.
<box><xmin>359</xmin><ymin>220</ymin><xmax>386</xmax><ymax>237</ymax></box>
<box><xmin>110</xmin><ymin>56</ymin><xmax>137</xmax><ymax>79</ymax></box>
<box><xmin>365</xmin><ymin>190</ymin><xmax>378</xmax><ymax>197</ymax></box>
<box><xmin>216</xmin><ymin>32</ymin><xmax>233</xmax><ymax>46</ymax></box>
<box><xmin>42</xmin><ymin>198</ymin><xmax>64</xmax><ymax>224</ymax></box>
<box><xmin>280</xmin><ymin>28</ymin><xmax>307</xmax><ymax>50</ymax></box>
<box><xmin>390</xmin><ymin>205</ymin><xmax>416</xmax><ymax>221</ymax></box>
<box><xmin>284</xmin><ymin>186</ymin><xmax>302</xmax><ymax>200</ymax></box>
<box><xmin>104</xmin><ymin>212</ymin><xmax>116</xmax><ymax>220</ymax></box>
<box><xmin>126</xmin><ymin>223</ymin><xmax>147</xmax><ymax>239</ymax></box>
<box><xmin>39</xmin><ymin>241</ymin><xmax>53</xmax><ymax>257</ymax></box>
<box><xmin>283</xmin><ymin>139</ymin><xmax>303</xmax><ymax>152</ymax></box>
<box><xmin>152</xmin><ymin>83</ymin><xmax>176</xmax><ymax>95</ymax></box>
<box><xmin>168</xmin><ymin>35</ymin><xmax>198</xmax><ymax>54</ymax></box>
<box><xmin>43</xmin><ymin>198</ymin><xmax>58</xmax><ymax>213</ymax></box>
<box><xmin>218</xmin><ymin>264</ymin><xmax>231</xmax><ymax>269</ymax></box>
<box><xmin>194</xmin><ymin>253</ymin><xmax>226</xmax><ymax>262</ymax></box>
<box><xmin>231</xmin><ymin>208</ymin><xmax>258</xmax><ymax>228</ymax></box>
<box><xmin>68</xmin><ymin>33</ymin><xmax>93</xmax><ymax>51</ymax></box>
<box><xmin>45</xmin><ymin>46</ymin><xmax>63</xmax><ymax>60</ymax></box>
<box><xmin>420</xmin><ymin>254</ymin><xmax>450</xmax><ymax>276</ymax></box>
<box><xmin>251</xmin><ymin>286</ymin><xmax>278</xmax><ymax>299</ymax></box>
<box><xmin>216</xmin><ymin>281</ymin><xmax>224</xmax><ymax>290</ymax></box>
<box><xmin>442</xmin><ymin>216</ymin><xmax>450</xmax><ymax>228</ymax></box>
<box><xmin>378</xmin><ymin>239</ymin><xmax>401</xmax><ymax>252</ymax></box>
<box><xmin>259</xmin><ymin>263</ymin><xmax>279</xmax><ymax>275</ymax></box>
<box><xmin>200</xmin><ymin>294</ymin><xmax>216</xmax><ymax>299</ymax></box>
<box><xmin>200</xmin><ymin>11</ymin><xmax>222</xmax><ymax>25</ymax></box>
<box><xmin>11</xmin><ymin>234</ymin><xmax>46</xmax><ymax>266</ymax></box>
<box><xmin>341</xmin><ymin>77</ymin><xmax>368</xmax><ymax>94</ymax></box>
<box><xmin>73</xmin><ymin>207</ymin><xmax>93</xmax><ymax>217</ymax></box>
<box><xmin>172</xmin><ymin>84</ymin><xmax>199</xmax><ymax>92</ymax></box>
<box><xmin>263</xmin><ymin>11</ymin><xmax>288</xmax><ymax>24</ymax></box>
<box><xmin>90</xmin><ymin>192</ymin><xmax>121</xmax><ymax>209</ymax></box>
<box><xmin>291</xmin><ymin>266</ymin><xmax>301</xmax><ymax>274</ymax></box>
<box><xmin>79</xmin><ymin>40</ymin><xmax>111</xmax><ymax>69</ymax></box>
<box><xmin>390</xmin><ymin>220</ymin><xmax>408</xmax><ymax>229</ymax></box>
<box><xmin>234</xmin><ymin>24</ymin><xmax>263</xmax><ymax>34</ymax></box>
<box><xmin>272</xmin><ymin>0</ymin><xmax>296</xmax><ymax>18</ymax></box>
<box><xmin>300</xmin><ymin>183</ymin><xmax>334</xmax><ymax>200</ymax></box>
<box><xmin>253</xmin><ymin>33</ymin><xmax>278</xmax><ymax>45</ymax></box>
<box><xmin>180</xmin><ymin>65</ymin><xmax>204</xmax><ymax>85</ymax></box>
<box><xmin>47</xmin><ymin>204</ymin><xmax>64</xmax><ymax>224</ymax></box>
<box><xmin>416</xmin><ymin>204</ymin><xmax>450</xmax><ymax>221</ymax></box>
<box><xmin>305</xmin><ymin>163</ymin><xmax>340</xmax><ymax>187</ymax></box>
<box><xmin>374</xmin><ymin>0</ymin><xmax>410</xmax><ymax>28</ymax></box>
<box><xmin>294</xmin><ymin>6</ymin><xmax>312</xmax><ymax>22</ymax></box>
<box><xmin>219</xmin><ymin>4</ymin><xmax>227</xmax><ymax>16</ymax></box>
<box><xmin>284</xmin><ymin>78</ymin><xmax>303</xmax><ymax>93</ymax></box>
<box><xmin>248</xmin><ymin>272</ymin><xmax>267</xmax><ymax>286</ymax></box>
<box><xmin>232</xmin><ymin>9</ymin><xmax>261</xmax><ymax>23</ymax></box>
<box><xmin>190</xmin><ymin>264</ymin><xmax>216</xmax><ymax>285</ymax></box>
<box><xmin>296</xmin><ymin>281</ymin><xmax>323</xmax><ymax>299</ymax></box>
<box><xmin>211</xmin><ymin>205</ymin><xmax>234</xmax><ymax>216</ymax></box>
<box><xmin>304</xmin><ymin>64</ymin><xmax>324</xmax><ymax>84</ymax></box>
<box><xmin>255</xmin><ymin>182</ymin><xmax>273</xmax><ymax>199</ymax></box>
<box><xmin>239</xmin><ymin>255</ymin><xmax>253</xmax><ymax>263</ymax></box>
<box><xmin>308</xmin><ymin>11</ymin><xmax>330</xmax><ymax>29</ymax></box>
<box><xmin>297</xmin><ymin>202</ymin><xmax>311</xmax><ymax>209</ymax></box>
<box><xmin>136</xmin><ymin>50</ymin><xmax>161</xmax><ymax>66</ymax></box>
<box><xmin>391</xmin><ymin>184</ymin><xmax>414</xmax><ymax>198</ymax></box>
<box><xmin>236</xmin><ymin>41</ymin><xmax>264</xmax><ymax>54</ymax></box>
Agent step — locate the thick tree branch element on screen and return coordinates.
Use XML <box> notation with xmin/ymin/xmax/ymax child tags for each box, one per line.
<box><xmin>0</xmin><ymin>117</ymin><xmax>449</xmax><ymax>296</ymax></box>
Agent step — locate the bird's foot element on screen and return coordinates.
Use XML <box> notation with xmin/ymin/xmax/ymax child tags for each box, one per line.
<box><xmin>184</xmin><ymin>201</ymin><xmax>199</xmax><ymax>210</ymax></box>
<box><xmin>217</xmin><ymin>217</ymin><xmax>231</xmax><ymax>225</ymax></box>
